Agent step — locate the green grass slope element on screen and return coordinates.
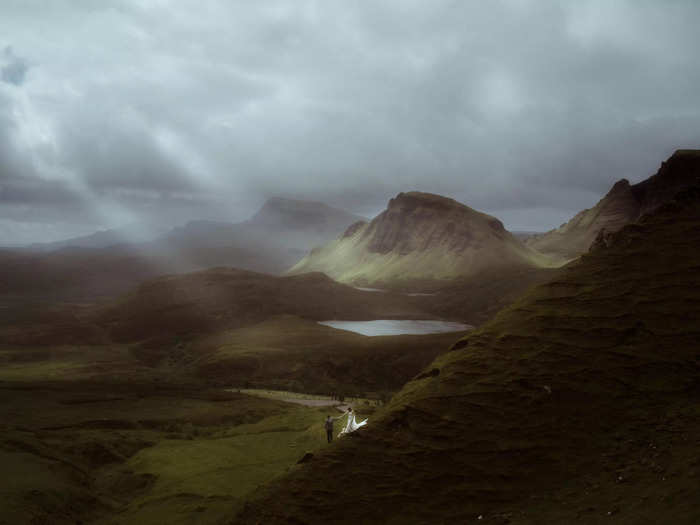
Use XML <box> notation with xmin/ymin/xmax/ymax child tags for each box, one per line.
<box><xmin>0</xmin><ymin>385</ymin><xmax>335</xmax><ymax>525</ymax></box>
<box><xmin>234</xmin><ymin>187</ymin><xmax>700</xmax><ymax>524</ymax></box>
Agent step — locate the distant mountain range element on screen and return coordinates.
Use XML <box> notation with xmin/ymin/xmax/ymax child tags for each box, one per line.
<box><xmin>0</xmin><ymin>198</ymin><xmax>364</xmax><ymax>301</ymax></box>
<box><xmin>525</xmin><ymin>149</ymin><xmax>700</xmax><ymax>259</ymax></box>
<box><xmin>142</xmin><ymin>197</ymin><xmax>366</xmax><ymax>275</ymax></box>
<box><xmin>289</xmin><ymin>191</ymin><xmax>552</xmax><ymax>287</ymax></box>
<box><xmin>24</xmin><ymin>223</ymin><xmax>169</xmax><ymax>252</ymax></box>
<box><xmin>3</xmin><ymin>151</ymin><xmax>698</xmax><ymax>302</ymax></box>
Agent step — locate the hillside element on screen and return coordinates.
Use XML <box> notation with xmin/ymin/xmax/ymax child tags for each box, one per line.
<box><xmin>94</xmin><ymin>268</ymin><xmax>429</xmax><ymax>344</ymax></box>
<box><xmin>526</xmin><ymin>149</ymin><xmax>700</xmax><ymax>259</ymax></box>
<box><xmin>289</xmin><ymin>192</ymin><xmax>552</xmax><ymax>286</ymax></box>
<box><xmin>235</xmin><ymin>186</ymin><xmax>700</xmax><ymax>524</ymax></box>
<box><xmin>192</xmin><ymin>315</ymin><xmax>470</xmax><ymax>395</ymax></box>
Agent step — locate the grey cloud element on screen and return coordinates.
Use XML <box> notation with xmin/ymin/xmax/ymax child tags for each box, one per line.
<box><xmin>1</xmin><ymin>46</ymin><xmax>28</xmax><ymax>85</ymax></box>
<box><xmin>0</xmin><ymin>0</ymin><xmax>699</xmax><ymax>243</ymax></box>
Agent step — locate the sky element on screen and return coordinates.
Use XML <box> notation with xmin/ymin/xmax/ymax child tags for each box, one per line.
<box><xmin>1</xmin><ymin>0</ymin><xmax>700</xmax><ymax>245</ymax></box>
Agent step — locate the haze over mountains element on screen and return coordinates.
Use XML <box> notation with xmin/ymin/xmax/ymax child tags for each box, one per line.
<box><xmin>0</xmin><ymin>198</ymin><xmax>364</xmax><ymax>300</ymax></box>
<box><xmin>290</xmin><ymin>192</ymin><xmax>552</xmax><ymax>287</ymax></box>
<box><xmin>149</xmin><ymin>197</ymin><xmax>365</xmax><ymax>275</ymax></box>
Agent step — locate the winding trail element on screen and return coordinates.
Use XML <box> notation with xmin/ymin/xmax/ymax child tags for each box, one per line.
<box><xmin>232</xmin><ymin>388</ymin><xmax>352</xmax><ymax>412</ymax></box>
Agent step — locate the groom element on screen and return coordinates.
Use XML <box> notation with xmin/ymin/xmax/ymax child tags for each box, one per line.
<box><xmin>324</xmin><ymin>414</ymin><xmax>342</xmax><ymax>443</ymax></box>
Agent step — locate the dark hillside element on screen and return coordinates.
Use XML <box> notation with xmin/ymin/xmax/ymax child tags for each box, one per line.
<box><xmin>95</xmin><ymin>269</ymin><xmax>429</xmax><ymax>343</ymax></box>
<box><xmin>235</xmin><ymin>187</ymin><xmax>700</xmax><ymax>524</ymax></box>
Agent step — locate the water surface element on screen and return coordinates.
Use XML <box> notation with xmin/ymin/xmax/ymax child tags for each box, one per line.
<box><xmin>318</xmin><ymin>319</ymin><xmax>473</xmax><ymax>336</ymax></box>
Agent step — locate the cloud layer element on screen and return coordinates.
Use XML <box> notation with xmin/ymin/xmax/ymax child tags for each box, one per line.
<box><xmin>1</xmin><ymin>0</ymin><xmax>700</xmax><ymax>244</ymax></box>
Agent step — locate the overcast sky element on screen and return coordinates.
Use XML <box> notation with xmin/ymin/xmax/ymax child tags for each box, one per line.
<box><xmin>1</xmin><ymin>0</ymin><xmax>699</xmax><ymax>244</ymax></box>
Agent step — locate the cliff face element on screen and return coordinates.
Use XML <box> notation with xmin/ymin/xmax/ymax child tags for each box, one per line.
<box><xmin>526</xmin><ymin>150</ymin><xmax>700</xmax><ymax>259</ymax></box>
<box><xmin>288</xmin><ymin>192</ymin><xmax>550</xmax><ymax>285</ymax></box>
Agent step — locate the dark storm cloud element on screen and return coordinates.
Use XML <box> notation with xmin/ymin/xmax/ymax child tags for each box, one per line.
<box><xmin>1</xmin><ymin>0</ymin><xmax>700</xmax><ymax>242</ymax></box>
<box><xmin>0</xmin><ymin>46</ymin><xmax>27</xmax><ymax>85</ymax></box>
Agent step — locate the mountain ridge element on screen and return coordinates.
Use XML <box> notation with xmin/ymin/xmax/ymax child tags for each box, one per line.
<box><xmin>526</xmin><ymin>149</ymin><xmax>700</xmax><ymax>259</ymax></box>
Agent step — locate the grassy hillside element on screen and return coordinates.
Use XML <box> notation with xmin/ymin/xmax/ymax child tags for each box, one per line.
<box><xmin>94</xmin><ymin>269</ymin><xmax>430</xmax><ymax>344</ymax></box>
<box><xmin>0</xmin><ymin>266</ymin><xmax>496</xmax><ymax>400</ymax></box>
<box><xmin>191</xmin><ymin>315</ymin><xmax>470</xmax><ymax>394</ymax></box>
<box><xmin>234</xmin><ymin>187</ymin><xmax>700</xmax><ymax>524</ymax></box>
<box><xmin>0</xmin><ymin>384</ymin><xmax>338</xmax><ymax>525</ymax></box>
<box><xmin>289</xmin><ymin>192</ymin><xmax>554</xmax><ymax>286</ymax></box>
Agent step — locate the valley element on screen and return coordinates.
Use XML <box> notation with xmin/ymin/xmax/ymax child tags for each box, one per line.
<box><xmin>1</xmin><ymin>151</ymin><xmax>698</xmax><ymax>524</ymax></box>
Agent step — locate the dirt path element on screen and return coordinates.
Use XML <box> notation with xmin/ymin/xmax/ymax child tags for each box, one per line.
<box><xmin>260</xmin><ymin>398</ymin><xmax>351</xmax><ymax>413</ymax></box>
<box><xmin>233</xmin><ymin>388</ymin><xmax>354</xmax><ymax>411</ymax></box>
<box><xmin>276</xmin><ymin>397</ymin><xmax>340</xmax><ymax>407</ymax></box>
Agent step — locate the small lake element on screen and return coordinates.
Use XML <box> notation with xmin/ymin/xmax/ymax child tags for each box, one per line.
<box><xmin>318</xmin><ymin>320</ymin><xmax>473</xmax><ymax>336</ymax></box>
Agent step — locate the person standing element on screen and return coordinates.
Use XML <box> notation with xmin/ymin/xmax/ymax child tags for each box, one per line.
<box><xmin>324</xmin><ymin>414</ymin><xmax>341</xmax><ymax>443</ymax></box>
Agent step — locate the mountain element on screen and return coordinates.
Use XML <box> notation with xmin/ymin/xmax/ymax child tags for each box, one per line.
<box><xmin>0</xmin><ymin>198</ymin><xmax>364</xmax><ymax>301</ymax></box>
<box><xmin>24</xmin><ymin>223</ymin><xmax>167</xmax><ymax>252</ymax></box>
<box><xmin>526</xmin><ymin>149</ymin><xmax>700</xmax><ymax>260</ymax></box>
<box><xmin>249</xmin><ymin>197</ymin><xmax>363</xmax><ymax>235</ymax></box>
<box><xmin>289</xmin><ymin>191</ymin><xmax>552</xmax><ymax>286</ymax></box>
<box><xmin>235</xmin><ymin>186</ymin><xmax>700</xmax><ymax>524</ymax></box>
<box><xmin>146</xmin><ymin>198</ymin><xmax>366</xmax><ymax>275</ymax></box>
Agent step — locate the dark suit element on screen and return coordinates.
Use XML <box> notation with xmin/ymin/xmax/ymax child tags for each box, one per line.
<box><xmin>325</xmin><ymin>418</ymin><xmax>334</xmax><ymax>442</ymax></box>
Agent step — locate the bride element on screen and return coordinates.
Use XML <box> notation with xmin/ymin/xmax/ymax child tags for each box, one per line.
<box><xmin>338</xmin><ymin>406</ymin><xmax>367</xmax><ymax>437</ymax></box>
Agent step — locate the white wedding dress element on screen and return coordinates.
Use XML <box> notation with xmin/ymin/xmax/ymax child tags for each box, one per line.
<box><xmin>338</xmin><ymin>411</ymin><xmax>367</xmax><ymax>437</ymax></box>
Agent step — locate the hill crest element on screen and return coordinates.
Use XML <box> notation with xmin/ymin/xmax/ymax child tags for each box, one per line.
<box><xmin>289</xmin><ymin>192</ymin><xmax>550</xmax><ymax>285</ymax></box>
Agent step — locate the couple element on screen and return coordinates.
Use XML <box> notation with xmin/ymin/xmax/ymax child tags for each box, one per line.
<box><xmin>325</xmin><ymin>406</ymin><xmax>367</xmax><ymax>443</ymax></box>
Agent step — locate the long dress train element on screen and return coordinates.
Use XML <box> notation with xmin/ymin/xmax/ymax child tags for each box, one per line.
<box><xmin>338</xmin><ymin>411</ymin><xmax>367</xmax><ymax>437</ymax></box>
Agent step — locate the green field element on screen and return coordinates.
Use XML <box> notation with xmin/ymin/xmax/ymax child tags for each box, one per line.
<box><xmin>0</xmin><ymin>383</ymin><xmax>361</xmax><ymax>525</ymax></box>
<box><xmin>0</xmin><ymin>315</ymin><xmax>408</xmax><ymax>525</ymax></box>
